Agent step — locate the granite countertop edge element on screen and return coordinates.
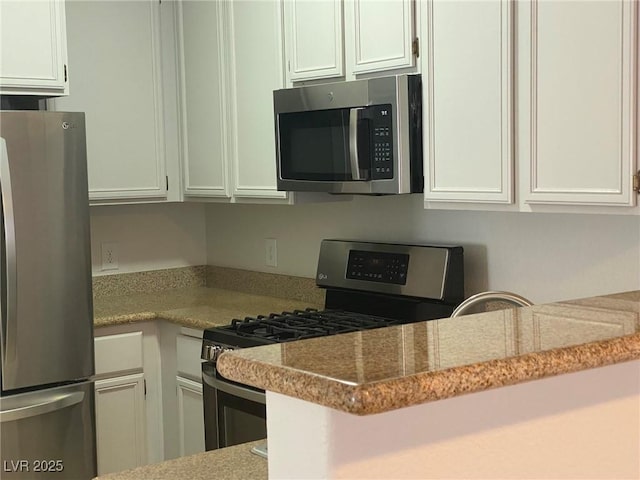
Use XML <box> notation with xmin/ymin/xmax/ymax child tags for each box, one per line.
<box><xmin>216</xmin><ymin>334</ymin><xmax>640</xmax><ymax>415</ymax></box>
<box><xmin>94</xmin><ymin>311</ymin><xmax>217</xmax><ymax>331</ymax></box>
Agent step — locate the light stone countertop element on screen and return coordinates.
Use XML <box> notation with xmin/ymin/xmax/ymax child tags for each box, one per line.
<box><xmin>216</xmin><ymin>290</ymin><xmax>640</xmax><ymax>415</ymax></box>
<box><xmin>93</xmin><ymin>286</ymin><xmax>323</xmax><ymax>330</ymax></box>
<box><xmin>94</xmin><ymin>440</ymin><xmax>267</xmax><ymax>480</ymax></box>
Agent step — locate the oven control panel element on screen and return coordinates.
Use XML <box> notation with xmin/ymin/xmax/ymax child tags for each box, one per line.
<box><xmin>316</xmin><ymin>239</ymin><xmax>464</xmax><ymax>301</ymax></box>
<box><xmin>346</xmin><ymin>250</ymin><xmax>409</xmax><ymax>285</ymax></box>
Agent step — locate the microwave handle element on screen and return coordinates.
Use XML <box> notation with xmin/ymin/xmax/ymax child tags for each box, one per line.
<box><xmin>349</xmin><ymin>107</ymin><xmax>366</xmax><ymax>180</ymax></box>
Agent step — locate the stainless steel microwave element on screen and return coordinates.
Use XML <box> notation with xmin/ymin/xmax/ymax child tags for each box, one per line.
<box><xmin>273</xmin><ymin>74</ymin><xmax>423</xmax><ymax>195</ymax></box>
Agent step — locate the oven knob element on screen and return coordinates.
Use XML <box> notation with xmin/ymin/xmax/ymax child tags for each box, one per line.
<box><xmin>212</xmin><ymin>345</ymin><xmax>233</xmax><ymax>362</ymax></box>
<box><xmin>201</xmin><ymin>344</ymin><xmax>216</xmax><ymax>361</ymax></box>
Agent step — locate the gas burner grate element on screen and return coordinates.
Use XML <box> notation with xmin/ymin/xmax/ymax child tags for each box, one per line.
<box><xmin>226</xmin><ymin>308</ymin><xmax>399</xmax><ymax>343</ymax></box>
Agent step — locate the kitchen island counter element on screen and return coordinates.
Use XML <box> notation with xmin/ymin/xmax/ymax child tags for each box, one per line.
<box><xmin>216</xmin><ymin>290</ymin><xmax>640</xmax><ymax>479</ymax></box>
<box><xmin>217</xmin><ymin>290</ymin><xmax>639</xmax><ymax>415</ymax></box>
<box><xmin>93</xmin><ymin>440</ymin><xmax>267</xmax><ymax>480</ymax></box>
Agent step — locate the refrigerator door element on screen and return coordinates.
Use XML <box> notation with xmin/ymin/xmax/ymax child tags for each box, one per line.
<box><xmin>0</xmin><ymin>111</ymin><xmax>94</xmax><ymax>392</ymax></box>
<box><xmin>0</xmin><ymin>380</ymin><xmax>97</xmax><ymax>479</ymax></box>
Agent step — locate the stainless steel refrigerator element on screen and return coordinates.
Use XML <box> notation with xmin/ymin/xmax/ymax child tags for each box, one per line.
<box><xmin>0</xmin><ymin>111</ymin><xmax>97</xmax><ymax>479</ymax></box>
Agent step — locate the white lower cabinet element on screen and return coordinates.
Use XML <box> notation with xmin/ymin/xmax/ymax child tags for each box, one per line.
<box><xmin>95</xmin><ymin>323</ymin><xmax>206</xmax><ymax>471</ymax></box>
<box><xmin>94</xmin><ymin>330</ymin><xmax>147</xmax><ymax>475</ymax></box>
<box><xmin>95</xmin><ymin>374</ymin><xmax>147</xmax><ymax>474</ymax></box>
<box><xmin>176</xmin><ymin>376</ymin><xmax>205</xmax><ymax>456</ymax></box>
<box><xmin>175</xmin><ymin>329</ymin><xmax>205</xmax><ymax>456</ymax></box>
<box><xmin>94</xmin><ymin>324</ymin><xmax>165</xmax><ymax>474</ymax></box>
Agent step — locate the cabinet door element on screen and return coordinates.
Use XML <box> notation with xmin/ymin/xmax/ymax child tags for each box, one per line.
<box><xmin>227</xmin><ymin>0</ymin><xmax>287</xmax><ymax>199</ymax></box>
<box><xmin>284</xmin><ymin>0</ymin><xmax>344</xmax><ymax>82</ymax></box>
<box><xmin>51</xmin><ymin>0</ymin><xmax>167</xmax><ymax>202</ymax></box>
<box><xmin>520</xmin><ymin>0</ymin><xmax>637</xmax><ymax>206</ymax></box>
<box><xmin>423</xmin><ymin>0</ymin><xmax>514</xmax><ymax>204</ymax></box>
<box><xmin>0</xmin><ymin>0</ymin><xmax>68</xmax><ymax>96</ymax></box>
<box><xmin>345</xmin><ymin>0</ymin><xmax>416</xmax><ymax>75</ymax></box>
<box><xmin>176</xmin><ymin>332</ymin><xmax>204</xmax><ymax>382</ymax></box>
<box><xmin>177</xmin><ymin>0</ymin><xmax>230</xmax><ymax>199</ymax></box>
<box><xmin>95</xmin><ymin>374</ymin><xmax>147</xmax><ymax>475</ymax></box>
<box><xmin>176</xmin><ymin>376</ymin><xmax>205</xmax><ymax>457</ymax></box>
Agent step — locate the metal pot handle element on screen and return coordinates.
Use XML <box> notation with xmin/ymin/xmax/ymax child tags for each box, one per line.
<box><xmin>451</xmin><ymin>291</ymin><xmax>533</xmax><ymax>318</ymax></box>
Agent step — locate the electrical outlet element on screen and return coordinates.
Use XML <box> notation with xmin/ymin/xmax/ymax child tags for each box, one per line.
<box><xmin>265</xmin><ymin>238</ymin><xmax>277</xmax><ymax>267</ymax></box>
<box><xmin>101</xmin><ymin>242</ymin><xmax>119</xmax><ymax>271</ymax></box>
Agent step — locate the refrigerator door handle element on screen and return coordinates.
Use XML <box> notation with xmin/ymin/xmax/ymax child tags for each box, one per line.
<box><xmin>0</xmin><ymin>137</ymin><xmax>17</xmax><ymax>366</ymax></box>
<box><xmin>0</xmin><ymin>391</ymin><xmax>85</xmax><ymax>423</ymax></box>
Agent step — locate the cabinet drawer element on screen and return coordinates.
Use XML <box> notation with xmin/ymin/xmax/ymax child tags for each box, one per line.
<box><xmin>176</xmin><ymin>334</ymin><xmax>203</xmax><ymax>382</ymax></box>
<box><xmin>95</xmin><ymin>332</ymin><xmax>143</xmax><ymax>377</ymax></box>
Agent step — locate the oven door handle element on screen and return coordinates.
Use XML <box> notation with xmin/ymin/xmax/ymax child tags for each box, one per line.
<box><xmin>204</xmin><ymin>371</ymin><xmax>266</xmax><ymax>405</ymax></box>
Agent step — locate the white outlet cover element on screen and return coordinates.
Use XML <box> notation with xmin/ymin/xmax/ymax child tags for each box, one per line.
<box><xmin>101</xmin><ymin>242</ymin><xmax>119</xmax><ymax>271</ymax></box>
<box><xmin>265</xmin><ymin>239</ymin><xmax>277</xmax><ymax>267</ymax></box>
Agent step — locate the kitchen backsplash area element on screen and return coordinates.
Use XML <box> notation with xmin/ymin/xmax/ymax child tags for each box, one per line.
<box><xmin>92</xmin><ymin>265</ymin><xmax>207</xmax><ymax>298</ymax></box>
<box><xmin>206</xmin><ymin>266</ymin><xmax>323</xmax><ymax>305</ymax></box>
<box><xmin>204</xmin><ymin>195</ymin><xmax>640</xmax><ymax>305</ymax></box>
<box><xmin>89</xmin><ymin>196</ymin><xmax>640</xmax><ymax>306</ymax></box>
<box><xmin>91</xmin><ymin>264</ymin><xmax>324</xmax><ymax>306</ymax></box>
<box><xmin>90</xmin><ymin>202</ymin><xmax>206</xmax><ymax>276</ymax></box>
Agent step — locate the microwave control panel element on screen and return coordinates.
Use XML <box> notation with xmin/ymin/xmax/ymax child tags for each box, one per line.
<box><xmin>370</xmin><ymin>104</ymin><xmax>394</xmax><ymax>180</ymax></box>
<box><xmin>346</xmin><ymin>250</ymin><xmax>409</xmax><ymax>285</ymax></box>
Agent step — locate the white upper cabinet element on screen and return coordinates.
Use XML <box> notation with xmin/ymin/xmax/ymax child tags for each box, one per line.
<box><xmin>51</xmin><ymin>0</ymin><xmax>169</xmax><ymax>203</ymax></box>
<box><xmin>283</xmin><ymin>0</ymin><xmax>417</xmax><ymax>84</ymax></box>
<box><xmin>284</xmin><ymin>0</ymin><xmax>344</xmax><ymax>82</ymax></box>
<box><xmin>0</xmin><ymin>0</ymin><xmax>68</xmax><ymax>96</ymax></box>
<box><xmin>423</xmin><ymin>0</ymin><xmax>513</xmax><ymax>204</ymax></box>
<box><xmin>422</xmin><ymin>0</ymin><xmax>638</xmax><ymax>211</ymax></box>
<box><xmin>519</xmin><ymin>0</ymin><xmax>637</xmax><ymax>207</ymax></box>
<box><xmin>176</xmin><ymin>0</ymin><xmax>230</xmax><ymax>199</ymax></box>
<box><xmin>345</xmin><ymin>0</ymin><xmax>416</xmax><ymax>75</ymax></box>
<box><xmin>227</xmin><ymin>0</ymin><xmax>287</xmax><ymax>200</ymax></box>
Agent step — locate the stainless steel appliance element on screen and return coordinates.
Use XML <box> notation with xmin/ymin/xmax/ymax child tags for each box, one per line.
<box><xmin>273</xmin><ymin>74</ymin><xmax>423</xmax><ymax>195</ymax></box>
<box><xmin>201</xmin><ymin>240</ymin><xmax>464</xmax><ymax>451</ymax></box>
<box><xmin>0</xmin><ymin>111</ymin><xmax>96</xmax><ymax>479</ymax></box>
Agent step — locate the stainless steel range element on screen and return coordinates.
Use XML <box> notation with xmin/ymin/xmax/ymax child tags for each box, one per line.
<box><xmin>201</xmin><ymin>240</ymin><xmax>464</xmax><ymax>451</ymax></box>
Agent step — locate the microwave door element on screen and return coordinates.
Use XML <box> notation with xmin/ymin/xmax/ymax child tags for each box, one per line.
<box><xmin>278</xmin><ymin>109</ymin><xmax>351</xmax><ymax>182</ymax></box>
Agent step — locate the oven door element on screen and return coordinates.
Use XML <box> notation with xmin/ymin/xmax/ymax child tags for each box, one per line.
<box><xmin>202</xmin><ymin>362</ymin><xmax>266</xmax><ymax>450</ymax></box>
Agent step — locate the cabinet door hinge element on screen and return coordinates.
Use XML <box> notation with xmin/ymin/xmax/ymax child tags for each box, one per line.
<box><xmin>64</xmin><ymin>64</ymin><xmax>68</xmax><ymax>82</ymax></box>
<box><xmin>633</xmin><ymin>171</ymin><xmax>640</xmax><ymax>193</ymax></box>
<box><xmin>166</xmin><ymin>176</ymin><xmax>169</xmax><ymax>191</ymax></box>
<box><xmin>144</xmin><ymin>379</ymin><xmax>147</xmax><ymax>396</ymax></box>
<box><xmin>412</xmin><ymin>38</ymin><xmax>419</xmax><ymax>58</ymax></box>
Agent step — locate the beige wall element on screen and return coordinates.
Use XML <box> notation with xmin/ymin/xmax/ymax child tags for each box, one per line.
<box><xmin>90</xmin><ymin>203</ymin><xmax>206</xmax><ymax>276</ymax></box>
<box><xmin>205</xmin><ymin>195</ymin><xmax>640</xmax><ymax>304</ymax></box>
<box><xmin>267</xmin><ymin>361</ymin><xmax>640</xmax><ymax>479</ymax></box>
